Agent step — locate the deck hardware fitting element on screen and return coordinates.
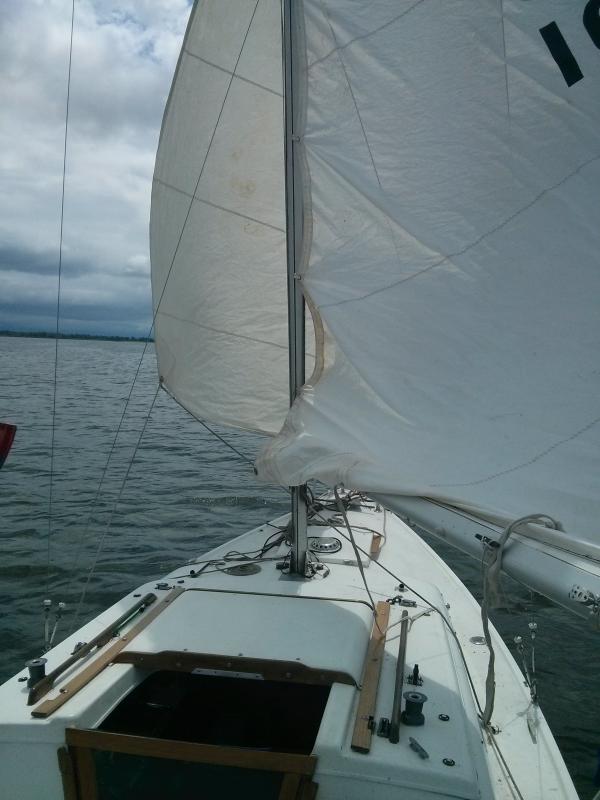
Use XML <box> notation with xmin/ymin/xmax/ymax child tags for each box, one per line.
<box><xmin>377</xmin><ymin>717</ymin><xmax>391</xmax><ymax>737</ymax></box>
<box><xmin>387</xmin><ymin>595</ymin><xmax>416</xmax><ymax>607</ymax></box>
<box><xmin>155</xmin><ymin>583</ymin><xmax>172</xmax><ymax>590</ymax></box>
<box><xmin>407</xmin><ymin>664</ymin><xmax>422</xmax><ymax>686</ymax></box>
<box><xmin>438</xmin><ymin>713</ymin><xmax>450</xmax><ymax>721</ymax></box>
<box><xmin>475</xmin><ymin>534</ymin><xmax>499</xmax><ymax>549</ymax></box>
<box><xmin>401</xmin><ymin>691</ymin><xmax>428</xmax><ymax>726</ymax></box>
<box><xmin>225</xmin><ymin>563</ymin><xmax>262</xmax><ymax>576</ymax></box>
<box><xmin>25</xmin><ymin>658</ymin><xmax>47</xmax><ymax>689</ymax></box>
<box><xmin>308</xmin><ymin>536</ymin><xmax>341</xmax><ymax>553</ymax></box>
<box><xmin>389</xmin><ymin>610</ymin><xmax>409</xmax><ymax>743</ymax></box>
<box><xmin>470</xmin><ymin>635</ymin><xmax>487</xmax><ymax>645</ymax></box>
<box><xmin>408</xmin><ymin>737</ymin><xmax>429</xmax><ymax>759</ymax></box>
<box><xmin>443</xmin><ymin>758</ymin><xmax>456</xmax><ymax>766</ymax></box>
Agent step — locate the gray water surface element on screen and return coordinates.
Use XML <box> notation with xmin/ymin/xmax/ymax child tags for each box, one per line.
<box><xmin>0</xmin><ymin>336</ymin><xmax>597</xmax><ymax>797</ymax></box>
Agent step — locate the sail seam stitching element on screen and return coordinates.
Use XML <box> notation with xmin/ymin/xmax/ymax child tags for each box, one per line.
<box><xmin>157</xmin><ymin>309</ymin><xmax>316</xmax><ymax>359</ymax></box>
<box><xmin>153</xmin><ymin>177</ymin><xmax>285</xmax><ymax>234</ymax></box>
<box><xmin>432</xmin><ymin>413</ymin><xmax>600</xmax><ymax>488</ymax></box>
<box><xmin>319</xmin><ymin>152</ymin><xmax>600</xmax><ymax>309</ymax></box>
<box><xmin>183</xmin><ymin>49</ymin><xmax>283</xmax><ymax>97</ymax></box>
<box><xmin>157</xmin><ymin>310</ymin><xmax>290</xmax><ymax>352</ymax></box>
<box><xmin>499</xmin><ymin>0</ymin><xmax>511</xmax><ymax>118</ymax></box>
<box><xmin>319</xmin><ymin>1</ymin><xmax>408</xmax><ymax>294</ymax></box>
<box><xmin>308</xmin><ymin>0</ymin><xmax>427</xmax><ymax>71</ymax></box>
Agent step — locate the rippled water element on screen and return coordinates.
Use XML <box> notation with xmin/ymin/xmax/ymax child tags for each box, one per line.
<box><xmin>0</xmin><ymin>336</ymin><xmax>597</xmax><ymax>797</ymax></box>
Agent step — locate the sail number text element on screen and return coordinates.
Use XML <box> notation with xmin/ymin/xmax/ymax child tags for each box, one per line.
<box><xmin>540</xmin><ymin>1</ymin><xmax>600</xmax><ymax>86</ymax></box>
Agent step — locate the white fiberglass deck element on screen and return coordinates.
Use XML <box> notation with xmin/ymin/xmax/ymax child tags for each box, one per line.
<box><xmin>0</xmin><ymin>500</ymin><xmax>578</xmax><ymax>799</ymax></box>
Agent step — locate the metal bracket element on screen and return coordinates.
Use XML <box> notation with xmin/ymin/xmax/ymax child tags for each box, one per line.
<box><xmin>569</xmin><ymin>584</ymin><xmax>600</xmax><ymax>616</ymax></box>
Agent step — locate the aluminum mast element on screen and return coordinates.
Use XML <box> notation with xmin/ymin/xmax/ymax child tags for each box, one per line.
<box><xmin>282</xmin><ymin>0</ymin><xmax>308</xmax><ymax>575</ymax></box>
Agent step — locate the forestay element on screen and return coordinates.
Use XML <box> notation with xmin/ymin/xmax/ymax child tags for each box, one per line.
<box><xmin>258</xmin><ymin>1</ymin><xmax>600</xmax><ymax>564</ymax></box>
<box><xmin>151</xmin><ymin>0</ymin><xmax>306</xmax><ymax>435</ymax></box>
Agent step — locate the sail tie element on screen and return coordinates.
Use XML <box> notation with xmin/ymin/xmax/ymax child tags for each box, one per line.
<box><xmin>480</xmin><ymin>513</ymin><xmax>562</xmax><ymax>727</ymax></box>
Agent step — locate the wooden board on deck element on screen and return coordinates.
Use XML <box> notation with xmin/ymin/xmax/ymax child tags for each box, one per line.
<box><xmin>351</xmin><ymin>600</ymin><xmax>390</xmax><ymax>753</ymax></box>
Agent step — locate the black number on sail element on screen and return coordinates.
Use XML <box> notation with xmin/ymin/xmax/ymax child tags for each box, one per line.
<box><xmin>584</xmin><ymin>0</ymin><xmax>600</xmax><ymax>49</ymax></box>
<box><xmin>540</xmin><ymin>3</ymin><xmax>600</xmax><ymax>87</ymax></box>
<box><xmin>539</xmin><ymin>21</ymin><xmax>584</xmax><ymax>86</ymax></box>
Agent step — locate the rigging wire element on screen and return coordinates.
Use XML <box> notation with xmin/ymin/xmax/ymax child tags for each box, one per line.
<box><xmin>46</xmin><ymin>0</ymin><xmax>76</xmax><ymax>596</ymax></box>
<box><xmin>68</xmin><ymin>382</ymin><xmax>161</xmax><ymax>633</ymax></box>
<box><xmin>65</xmin><ymin>1</ymin><xmax>263</xmax><ymax>593</ymax></box>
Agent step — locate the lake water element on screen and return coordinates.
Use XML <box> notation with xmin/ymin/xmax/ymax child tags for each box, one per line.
<box><xmin>0</xmin><ymin>335</ymin><xmax>597</xmax><ymax>797</ymax></box>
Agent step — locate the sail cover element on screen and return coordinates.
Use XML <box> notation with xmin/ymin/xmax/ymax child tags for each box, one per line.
<box><xmin>151</xmin><ymin>0</ymin><xmax>302</xmax><ymax>434</ymax></box>
<box><xmin>258</xmin><ymin>0</ymin><xmax>600</xmax><ymax>556</ymax></box>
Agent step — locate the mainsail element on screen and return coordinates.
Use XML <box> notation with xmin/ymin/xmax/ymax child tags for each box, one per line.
<box><xmin>152</xmin><ymin>1</ymin><xmax>600</xmax><ymax>613</ymax></box>
<box><xmin>257</xmin><ymin>1</ymin><xmax>600</xmax><ymax>609</ymax></box>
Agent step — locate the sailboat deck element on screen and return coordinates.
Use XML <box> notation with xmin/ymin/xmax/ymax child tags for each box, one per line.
<box><xmin>0</xmin><ymin>502</ymin><xmax>577</xmax><ymax>799</ymax></box>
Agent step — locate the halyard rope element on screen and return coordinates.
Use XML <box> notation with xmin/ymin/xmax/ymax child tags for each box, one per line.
<box><xmin>480</xmin><ymin>513</ymin><xmax>562</xmax><ymax>727</ymax></box>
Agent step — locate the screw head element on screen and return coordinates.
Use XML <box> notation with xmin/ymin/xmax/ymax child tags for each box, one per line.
<box><xmin>528</xmin><ymin>621</ymin><xmax>538</xmax><ymax>631</ymax></box>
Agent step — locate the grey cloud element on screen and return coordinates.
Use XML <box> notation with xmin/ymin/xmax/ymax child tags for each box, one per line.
<box><xmin>0</xmin><ymin>0</ymin><xmax>190</xmax><ymax>335</ymax></box>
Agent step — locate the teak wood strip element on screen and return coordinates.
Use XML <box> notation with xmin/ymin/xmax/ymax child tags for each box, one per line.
<box><xmin>351</xmin><ymin>600</ymin><xmax>390</xmax><ymax>754</ymax></box>
<box><xmin>370</xmin><ymin>533</ymin><xmax>383</xmax><ymax>556</ymax></box>
<box><xmin>28</xmin><ymin>592</ymin><xmax>157</xmax><ymax>705</ymax></box>
<box><xmin>31</xmin><ymin>588</ymin><xmax>185</xmax><ymax>719</ymax></box>
<box><xmin>113</xmin><ymin>650</ymin><xmax>355</xmax><ymax>687</ymax></box>
<box><xmin>65</xmin><ymin>729</ymin><xmax>317</xmax><ymax>776</ymax></box>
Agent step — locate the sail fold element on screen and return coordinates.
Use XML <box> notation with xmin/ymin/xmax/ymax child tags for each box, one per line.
<box><xmin>258</xmin><ymin>1</ymin><xmax>600</xmax><ymax>559</ymax></box>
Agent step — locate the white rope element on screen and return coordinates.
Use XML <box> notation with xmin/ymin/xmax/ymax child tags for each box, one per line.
<box><xmin>480</xmin><ymin>513</ymin><xmax>562</xmax><ymax>726</ymax></box>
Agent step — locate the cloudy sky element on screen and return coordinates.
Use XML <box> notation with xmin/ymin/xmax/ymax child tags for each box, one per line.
<box><xmin>0</xmin><ymin>0</ymin><xmax>192</xmax><ymax>336</ymax></box>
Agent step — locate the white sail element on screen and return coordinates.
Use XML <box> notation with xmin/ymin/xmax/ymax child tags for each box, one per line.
<box><xmin>151</xmin><ymin>0</ymin><xmax>300</xmax><ymax>435</ymax></box>
<box><xmin>258</xmin><ymin>2</ymin><xmax>600</xmax><ymax>586</ymax></box>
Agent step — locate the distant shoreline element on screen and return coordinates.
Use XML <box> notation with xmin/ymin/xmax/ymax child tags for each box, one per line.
<box><xmin>0</xmin><ymin>330</ymin><xmax>153</xmax><ymax>343</ymax></box>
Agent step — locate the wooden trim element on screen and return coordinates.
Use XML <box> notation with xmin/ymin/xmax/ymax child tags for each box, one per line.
<box><xmin>370</xmin><ymin>533</ymin><xmax>383</xmax><ymax>556</ymax></box>
<box><xmin>65</xmin><ymin>729</ymin><xmax>317</xmax><ymax>776</ymax></box>
<box><xmin>70</xmin><ymin>745</ymin><xmax>98</xmax><ymax>800</ymax></box>
<box><xmin>31</xmin><ymin>588</ymin><xmax>185</xmax><ymax>719</ymax></box>
<box><xmin>351</xmin><ymin>600</ymin><xmax>391</xmax><ymax>754</ymax></box>
<box><xmin>57</xmin><ymin>747</ymin><xmax>78</xmax><ymax>800</ymax></box>
<box><xmin>113</xmin><ymin>650</ymin><xmax>355</xmax><ymax>687</ymax></box>
<box><xmin>299</xmin><ymin>779</ymin><xmax>319</xmax><ymax>800</ymax></box>
<box><xmin>28</xmin><ymin>593</ymin><xmax>157</xmax><ymax>705</ymax></box>
<box><xmin>279</xmin><ymin>773</ymin><xmax>302</xmax><ymax>800</ymax></box>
